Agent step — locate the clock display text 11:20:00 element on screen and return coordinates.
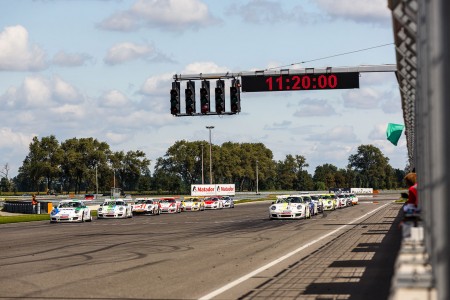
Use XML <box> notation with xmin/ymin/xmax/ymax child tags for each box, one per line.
<box><xmin>240</xmin><ymin>72</ymin><xmax>360</xmax><ymax>92</ymax></box>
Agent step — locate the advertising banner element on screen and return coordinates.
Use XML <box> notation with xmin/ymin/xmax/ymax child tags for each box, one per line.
<box><xmin>191</xmin><ymin>184</ymin><xmax>236</xmax><ymax>196</ymax></box>
<box><xmin>350</xmin><ymin>188</ymin><xmax>373</xmax><ymax>194</ymax></box>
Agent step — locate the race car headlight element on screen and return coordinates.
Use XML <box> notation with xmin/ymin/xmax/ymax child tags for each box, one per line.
<box><xmin>271</xmin><ymin>206</ymin><xmax>276</xmax><ymax>210</ymax></box>
<box><xmin>98</xmin><ymin>207</ymin><xmax>102</xmax><ymax>212</ymax></box>
<box><xmin>297</xmin><ymin>205</ymin><xmax>303</xmax><ymax>210</ymax></box>
<box><xmin>119</xmin><ymin>207</ymin><xmax>124</xmax><ymax>211</ymax></box>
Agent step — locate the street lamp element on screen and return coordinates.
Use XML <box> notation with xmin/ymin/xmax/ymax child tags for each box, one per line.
<box><xmin>201</xmin><ymin>144</ymin><xmax>204</xmax><ymax>184</ymax></box>
<box><xmin>256</xmin><ymin>160</ymin><xmax>259</xmax><ymax>194</ymax></box>
<box><xmin>206</xmin><ymin>126</ymin><xmax>214</xmax><ymax>184</ymax></box>
<box><xmin>95</xmin><ymin>164</ymin><xmax>98</xmax><ymax>196</ymax></box>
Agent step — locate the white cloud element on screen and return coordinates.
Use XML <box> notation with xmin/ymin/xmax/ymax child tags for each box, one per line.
<box><xmin>0</xmin><ymin>75</ymin><xmax>83</xmax><ymax>108</ymax></box>
<box><xmin>99</xmin><ymin>90</ymin><xmax>129</xmax><ymax>108</ymax></box>
<box><xmin>230</xmin><ymin>0</ymin><xmax>294</xmax><ymax>24</ymax></box>
<box><xmin>99</xmin><ymin>0</ymin><xmax>219</xmax><ymax>32</ymax></box>
<box><xmin>182</xmin><ymin>61</ymin><xmax>229</xmax><ymax>74</ymax></box>
<box><xmin>98</xmin><ymin>11</ymin><xmax>138</xmax><ymax>32</ymax></box>
<box><xmin>368</xmin><ymin>123</ymin><xmax>388</xmax><ymax>140</ymax></box>
<box><xmin>307</xmin><ymin>125</ymin><xmax>359</xmax><ymax>143</ymax></box>
<box><xmin>0</xmin><ymin>25</ymin><xmax>47</xmax><ymax>71</ymax></box>
<box><xmin>316</xmin><ymin>0</ymin><xmax>391</xmax><ymax>25</ymax></box>
<box><xmin>140</xmin><ymin>72</ymin><xmax>173</xmax><ymax>96</ymax></box>
<box><xmin>293</xmin><ymin>98</ymin><xmax>338</xmax><ymax>117</ymax></box>
<box><xmin>343</xmin><ymin>87</ymin><xmax>382</xmax><ymax>109</ymax></box>
<box><xmin>53</xmin><ymin>76</ymin><xmax>80</xmax><ymax>103</ymax></box>
<box><xmin>52</xmin><ymin>50</ymin><xmax>92</xmax><ymax>67</ymax></box>
<box><xmin>0</xmin><ymin>128</ymin><xmax>35</xmax><ymax>150</ymax></box>
<box><xmin>308</xmin><ymin>143</ymin><xmax>355</xmax><ymax>168</ymax></box>
<box><xmin>264</xmin><ymin>120</ymin><xmax>292</xmax><ymax>130</ymax></box>
<box><xmin>21</xmin><ymin>76</ymin><xmax>53</xmax><ymax>108</ymax></box>
<box><xmin>139</xmin><ymin>62</ymin><xmax>229</xmax><ymax>108</ymax></box>
<box><xmin>104</xmin><ymin>42</ymin><xmax>155</xmax><ymax>65</ymax></box>
<box><xmin>0</xmin><ymin>128</ymin><xmax>36</xmax><ymax>174</ymax></box>
<box><xmin>49</xmin><ymin>104</ymin><xmax>85</xmax><ymax>120</ymax></box>
<box><xmin>228</xmin><ymin>0</ymin><xmax>315</xmax><ymax>24</ymax></box>
<box><xmin>105</xmin><ymin>131</ymin><xmax>132</xmax><ymax>145</ymax></box>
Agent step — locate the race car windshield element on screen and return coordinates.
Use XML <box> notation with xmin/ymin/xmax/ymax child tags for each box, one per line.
<box><xmin>145</xmin><ymin>200</ymin><xmax>154</xmax><ymax>204</ymax></box>
<box><xmin>59</xmin><ymin>202</ymin><xmax>81</xmax><ymax>208</ymax></box>
<box><xmin>135</xmin><ymin>200</ymin><xmax>146</xmax><ymax>204</ymax></box>
<box><xmin>311</xmin><ymin>196</ymin><xmax>319</xmax><ymax>200</ymax></box>
<box><xmin>161</xmin><ymin>199</ymin><xmax>175</xmax><ymax>203</ymax></box>
<box><xmin>286</xmin><ymin>197</ymin><xmax>303</xmax><ymax>203</ymax></box>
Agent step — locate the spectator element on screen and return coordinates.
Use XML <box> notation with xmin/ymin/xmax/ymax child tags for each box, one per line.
<box><xmin>404</xmin><ymin>172</ymin><xmax>417</xmax><ymax>206</ymax></box>
<box><xmin>31</xmin><ymin>194</ymin><xmax>38</xmax><ymax>214</ymax></box>
<box><xmin>403</xmin><ymin>172</ymin><xmax>418</xmax><ymax>215</ymax></box>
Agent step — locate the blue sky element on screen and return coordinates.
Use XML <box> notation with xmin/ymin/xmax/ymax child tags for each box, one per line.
<box><xmin>0</xmin><ymin>0</ymin><xmax>407</xmax><ymax>178</ymax></box>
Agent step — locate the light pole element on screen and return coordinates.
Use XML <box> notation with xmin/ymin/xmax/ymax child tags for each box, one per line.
<box><xmin>201</xmin><ymin>144</ymin><xmax>204</xmax><ymax>184</ymax></box>
<box><xmin>95</xmin><ymin>164</ymin><xmax>98</xmax><ymax>196</ymax></box>
<box><xmin>256</xmin><ymin>160</ymin><xmax>259</xmax><ymax>194</ymax></box>
<box><xmin>206</xmin><ymin>126</ymin><xmax>214</xmax><ymax>184</ymax></box>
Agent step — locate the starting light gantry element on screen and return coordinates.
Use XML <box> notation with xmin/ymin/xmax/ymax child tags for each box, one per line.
<box><xmin>170</xmin><ymin>64</ymin><xmax>397</xmax><ymax>117</ymax></box>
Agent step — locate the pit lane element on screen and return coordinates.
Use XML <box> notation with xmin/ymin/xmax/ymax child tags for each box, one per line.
<box><xmin>0</xmin><ymin>195</ymin><xmax>401</xmax><ymax>299</ymax></box>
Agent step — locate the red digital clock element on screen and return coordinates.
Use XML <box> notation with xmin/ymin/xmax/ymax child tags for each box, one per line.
<box><xmin>241</xmin><ymin>72</ymin><xmax>359</xmax><ymax>92</ymax></box>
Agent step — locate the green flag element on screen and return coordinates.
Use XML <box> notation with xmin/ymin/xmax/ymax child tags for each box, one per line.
<box><xmin>386</xmin><ymin>123</ymin><xmax>404</xmax><ymax>146</ymax></box>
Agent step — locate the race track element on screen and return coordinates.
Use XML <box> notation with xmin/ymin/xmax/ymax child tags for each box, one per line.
<box><xmin>0</xmin><ymin>195</ymin><xmax>402</xmax><ymax>300</ymax></box>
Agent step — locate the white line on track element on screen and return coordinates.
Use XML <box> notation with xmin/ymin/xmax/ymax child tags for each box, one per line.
<box><xmin>198</xmin><ymin>202</ymin><xmax>391</xmax><ymax>300</ymax></box>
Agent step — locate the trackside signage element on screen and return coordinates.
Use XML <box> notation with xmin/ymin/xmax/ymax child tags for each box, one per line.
<box><xmin>350</xmin><ymin>188</ymin><xmax>373</xmax><ymax>194</ymax></box>
<box><xmin>191</xmin><ymin>184</ymin><xmax>235</xmax><ymax>196</ymax></box>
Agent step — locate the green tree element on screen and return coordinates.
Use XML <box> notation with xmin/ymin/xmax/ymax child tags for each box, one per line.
<box><xmin>313</xmin><ymin>164</ymin><xmax>338</xmax><ymax>189</ymax></box>
<box><xmin>276</xmin><ymin>154</ymin><xmax>309</xmax><ymax>190</ymax></box>
<box><xmin>347</xmin><ymin>144</ymin><xmax>392</xmax><ymax>189</ymax></box>
<box><xmin>18</xmin><ymin>136</ymin><xmax>62</xmax><ymax>194</ymax></box>
<box><xmin>297</xmin><ymin>170</ymin><xmax>314</xmax><ymax>191</ymax></box>
<box><xmin>112</xmin><ymin>150</ymin><xmax>151</xmax><ymax>191</ymax></box>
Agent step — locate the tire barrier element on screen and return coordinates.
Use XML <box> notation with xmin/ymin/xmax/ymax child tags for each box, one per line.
<box><xmin>2</xmin><ymin>201</ymin><xmax>51</xmax><ymax>214</ymax></box>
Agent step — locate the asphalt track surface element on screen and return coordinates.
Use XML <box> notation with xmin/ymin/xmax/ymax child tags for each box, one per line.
<box><xmin>0</xmin><ymin>195</ymin><xmax>402</xmax><ymax>300</ymax></box>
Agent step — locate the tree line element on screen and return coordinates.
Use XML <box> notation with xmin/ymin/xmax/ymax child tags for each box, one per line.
<box><xmin>0</xmin><ymin>136</ymin><xmax>407</xmax><ymax>195</ymax></box>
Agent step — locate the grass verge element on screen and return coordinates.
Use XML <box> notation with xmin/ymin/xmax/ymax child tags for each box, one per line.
<box><xmin>0</xmin><ymin>214</ymin><xmax>50</xmax><ymax>224</ymax></box>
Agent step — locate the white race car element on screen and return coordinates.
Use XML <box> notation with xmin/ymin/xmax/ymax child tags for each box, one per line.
<box><xmin>302</xmin><ymin>194</ymin><xmax>319</xmax><ymax>216</ymax></box>
<box><xmin>349</xmin><ymin>193</ymin><xmax>359</xmax><ymax>205</ymax></box>
<box><xmin>310</xmin><ymin>194</ymin><xmax>324</xmax><ymax>213</ymax></box>
<box><xmin>221</xmin><ymin>196</ymin><xmax>235</xmax><ymax>208</ymax></box>
<box><xmin>182</xmin><ymin>197</ymin><xmax>205</xmax><ymax>211</ymax></box>
<box><xmin>336</xmin><ymin>194</ymin><xmax>347</xmax><ymax>208</ymax></box>
<box><xmin>132</xmin><ymin>198</ymin><xmax>161</xmax><ymax>215</ymax></box>
<box><xmin>204</xmin><ymin>197</ymin><xmax>223</xmax><ymax>209</ymax></box>
<box><xmin>50</xmin><ymin>199</ymin><xmax>92</xmax><ymax>223</ymax></box>
<box><xmin>269</xmin><ymin>195</ymin><xmax>311</xmax><ymax>219</ymax></box>
<box><xmin>159</xmin><ymin>198</ymin><xmax>182</xmax><ymax>213</ymax></box>
<box><xmin>97</xmin><ymin>199</ymin><xmax>133</xmax><ymax>219</ymax></box>
<box><xmin>322</xmin><ymin>194</ymin><xmax>336</xmax><ymax>211</ymax></box>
